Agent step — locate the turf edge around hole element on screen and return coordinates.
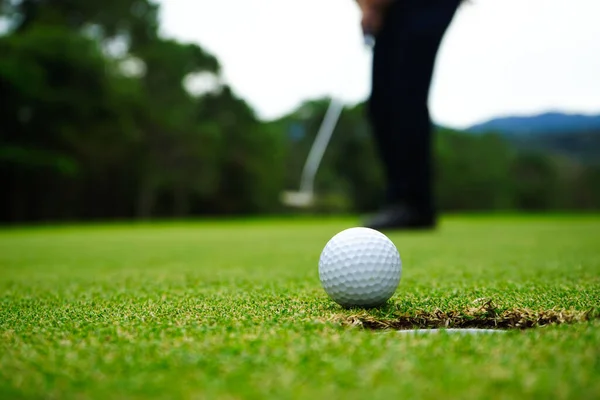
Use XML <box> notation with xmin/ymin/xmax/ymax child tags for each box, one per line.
<box><xmin>327</xmin><ymin>299</ymin><xmax>598</xmax><ymax>332</ymax></box>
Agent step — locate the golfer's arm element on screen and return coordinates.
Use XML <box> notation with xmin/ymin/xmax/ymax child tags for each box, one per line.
<box><xmin>355</xmin><ymin>0</ymin><xmax>395</xmax><ymax>8</ymax></box>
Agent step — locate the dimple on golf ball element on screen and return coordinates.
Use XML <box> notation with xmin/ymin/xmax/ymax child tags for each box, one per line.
<box><xmin>318</xmin><ymin>227</ymin><xmax>402</xmax><ymax>308</ymax></box>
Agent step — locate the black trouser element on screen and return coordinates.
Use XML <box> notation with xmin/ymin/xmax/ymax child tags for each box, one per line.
<box><xmin>368</xmin><ymin>0</ymin><xmax>461</xmax><ymax>215</ymax></box>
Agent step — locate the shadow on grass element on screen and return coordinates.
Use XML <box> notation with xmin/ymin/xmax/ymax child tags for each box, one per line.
<box><xmin>330</xmin><ymin>300</ymin><xmax>598</xmax><ymax>331</ymax></box>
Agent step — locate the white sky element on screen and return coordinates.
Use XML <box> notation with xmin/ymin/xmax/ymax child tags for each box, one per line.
<box><xmin>159</xmin><ymin>0</ymin><xmax>600</xmax><ymax>129</ymax></box>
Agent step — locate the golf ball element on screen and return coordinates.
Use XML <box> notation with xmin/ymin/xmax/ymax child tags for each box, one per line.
<box><xmin>318</xmin><ymin>227</ymin><xmax>402</xmax><ymax>308</ymax></box>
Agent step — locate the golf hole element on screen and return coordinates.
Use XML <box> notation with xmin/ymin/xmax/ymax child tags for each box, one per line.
<box><xmin>330</xmin><ymin>301</ymin><xmax>597</xmax><ymax>333</ymax></box>
<box><xmin>390</xmin><ymin>328</ymin><xmax>506</xmax><ymax>335</ymax></box>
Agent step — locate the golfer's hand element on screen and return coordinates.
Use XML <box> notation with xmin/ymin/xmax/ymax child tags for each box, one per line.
<box><xmin>356</xmin><ymin>0</ymin><xmax>393</xmax><ymax>36</ymax></box>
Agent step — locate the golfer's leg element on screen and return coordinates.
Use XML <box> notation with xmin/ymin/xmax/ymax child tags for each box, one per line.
<box><xmin>368</xmin><ymin>0</ymin><xmax>460</xmax><ymax>219</ymax></box>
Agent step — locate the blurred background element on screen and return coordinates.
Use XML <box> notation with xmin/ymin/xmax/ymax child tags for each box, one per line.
<box><xmin>1</xmin><ymin>0</ymin><xmax>599</xmax><ymax>223</ymax></box>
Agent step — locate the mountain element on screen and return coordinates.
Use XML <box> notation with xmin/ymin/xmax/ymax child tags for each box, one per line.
<box><xmin>466</xmin><ymin>112</ymin><xmax>600</xmax><ymax>136</ymax></box>
<box><xmin>462</xmin><ymin>112</ymin><xmax>600</xmax><ymax>164</ymax></box>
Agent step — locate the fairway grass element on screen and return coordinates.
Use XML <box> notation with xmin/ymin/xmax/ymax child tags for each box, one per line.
<box><xmin>1</xmin><ymin>215</ymin><xmax>599</xmax><ymax>399</ymax></box>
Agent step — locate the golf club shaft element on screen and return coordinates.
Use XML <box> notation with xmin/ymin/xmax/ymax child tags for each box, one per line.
<box><xmin>296</xmin><ymin>35</ymin><xmax>373</xmax><ymax>195</ymax></box>
<box><xmin>299</xmin><ymin>97</ymin><xmax>344</xmax><ymax>193</ymax></box>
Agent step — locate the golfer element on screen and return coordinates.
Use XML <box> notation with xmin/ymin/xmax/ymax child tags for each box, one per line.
<box><xmin>358</xmin><ymin>0</ymin><xmax>462</xmax><ymax>230</ymax></box>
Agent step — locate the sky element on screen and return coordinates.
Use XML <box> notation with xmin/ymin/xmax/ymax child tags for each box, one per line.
<box><xmin>159</xmin><ymin>0</ymin><xmax>600</xmax><ymax>129</ymax></box>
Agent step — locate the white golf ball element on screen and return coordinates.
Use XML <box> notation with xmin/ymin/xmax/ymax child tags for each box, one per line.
<box><xmin>318</xmin><ymin>227</ymin><xmax>402</xmax><ymax>308</ymax></box>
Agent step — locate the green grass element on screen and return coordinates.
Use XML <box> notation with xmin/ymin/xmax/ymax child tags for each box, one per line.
<box><xmin>1</xmin><ymin>215</ymin><xmax>599</xmax><ymax>399</ymax></box>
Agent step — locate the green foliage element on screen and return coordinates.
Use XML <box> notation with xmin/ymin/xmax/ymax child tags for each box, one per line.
<box><xmin>575</xmin><ymin>165</ymin><xmax>600</xmax><ymax>209</ymax></box>
<box><xmin>1</xmin><ymin>0</ymin><xmax>285</xmax><ymax>222</ymax></box>
<box><xmin>194</xmin><ymin>87</ymin><xmax>286</xmax><ymax>215</ymax></box>
<box><xmin>3</xmin><ymin>0</ymin><xmax>160</xmax><ymax>43</ymax></box>
<box><xmin>510</xmin><ymin>152</ymin><xmax>560</xmax><ymax>210</ymax></box>
<box><xmin>508</xmin><ymin>130</ymin><xmax>600</xmax><ymax>165</ymax></box>
<box><xmin>0</xmin><ymin>145</ymin><xmax>78</xmax><ymax>175</ymax></box>
<box><xmin>435</xmin><ymin>129</ymin><xmax>514</xmax><ymax>211</ymax></box>
<box><xmin>0</xmin><ymin>25</ymin><xmax>142</xmax><ymax>221</ymax></box>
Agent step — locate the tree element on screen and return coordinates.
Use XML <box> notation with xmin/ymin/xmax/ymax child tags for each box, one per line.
<box><xmin>0</xmin><ymin>26</ymin><xmax>142</xmax><ymax>221</ymax></box>
<box><xmin>196</xmin><ymin>86</ymin><xmax>286</xmax><ymax>215</ymax></box>
<box><xmin>131</xmin><ymin>38</ymin><xmax>221</xmax><ymax>218</ymax></box>
<box><xmin>509</xmin><ymin>152</ymin><xmax>559</xmax><ymax>211</ymax></box>
<box><xmin>435</xmin><ymin>129</ymin><xmax>513</xmax><ymax>211</ymax></box>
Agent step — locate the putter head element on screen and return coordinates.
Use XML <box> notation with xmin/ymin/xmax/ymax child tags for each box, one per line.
<box><xmin>281</xmin><ymin>191</ymin><xmax>314</xmax><ymax>208</ymax></box>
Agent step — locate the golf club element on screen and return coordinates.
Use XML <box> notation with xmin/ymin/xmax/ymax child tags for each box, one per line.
<box><xmin>281</xmin><ymin>97</ymin><xmax>345</xmax><ymax>208</ymax></box>
<box><xmin>281</xmin><ymin>34</ymin><xmax>374</xmax><ymax>208</ymax></box>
